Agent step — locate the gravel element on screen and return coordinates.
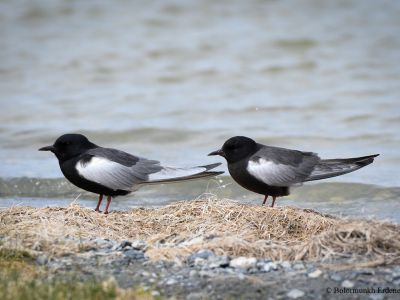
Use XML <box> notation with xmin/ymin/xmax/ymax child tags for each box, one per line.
<box><xmin>30</xmin><ymin>237</ymin><xmax>400</xmax><ymax>299</ymax></box>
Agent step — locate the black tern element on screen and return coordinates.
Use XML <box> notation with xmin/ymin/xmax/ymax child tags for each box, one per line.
<box><xmin>40</xmin><ymin>133</ymin><xmax>223</xmax><ymax>213</ymax></box>
<box><xmin>209</xmin><ymin>136</ymin><xmax>379</xmax><ymax>207</ymax></box>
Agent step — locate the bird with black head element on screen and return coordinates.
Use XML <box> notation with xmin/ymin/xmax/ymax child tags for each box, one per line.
<box><xmin>209</xmin><ymin>136</ymin><xmax>379</xmax><ymax>207</ymax></box>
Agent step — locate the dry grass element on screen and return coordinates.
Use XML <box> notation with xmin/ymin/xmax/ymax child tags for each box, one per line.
<box><xmin>1</xmin><ymin>197</ymin><xmax>399</xmax><ymax>267</ymax></box>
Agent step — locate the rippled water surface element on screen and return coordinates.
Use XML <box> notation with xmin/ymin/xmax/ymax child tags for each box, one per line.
<box><xmin>0</xmin><ymin>0</ymin><xmax>399</xmax><ymax>220</ymax></box>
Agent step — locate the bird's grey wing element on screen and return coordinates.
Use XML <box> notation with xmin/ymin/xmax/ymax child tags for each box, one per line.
<box><xmin>246</xmin><ymin>145</ymin><xmax>320</xmax><ymax>186</ymax></box>
<box><xmin>76</xmin><ymin>148</ymin><xmax>162</xmax><ymax>191</ymax></box>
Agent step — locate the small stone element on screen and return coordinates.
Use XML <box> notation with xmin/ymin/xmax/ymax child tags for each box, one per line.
<box><xmin>389</xmin><ymin>272</ymin><xmax>400</xmax><ymax>283</ymax></box>
<box><xmin>165</xmin><ymin>278</ymin><xmax>177</xmax><ymax>285</ymax></box>
<box><xmin>94</xmin><ymin>238</ymin><xmax>113</xmax><ymax>249</ymax></box>
<box><xmin>261</xmin><ymin>263</ymin><xmax>271</xmax><ymax>272</ymax></box>
<box><xmin>208</xmin><ymin>255</ymin><xmax>230</xmax><ymax>268</ymax></box>
<box><xmin>151</xmin><ymin>291</ymin><xmax>160</xmax><ymax>297</ymax></box>
<box><xmin>341</xmin><ymin>280</ymin><xmax>354</xmax><ymax>288</ymax></box>
<box><xmin>187</xmin><ymin>292</ymin><xmax>207</xmax><ymax>300</ymax></box>
<box><xmin>199</xmin><ymin>270</ymin><xmax>214</xmax><ymax>278</ymax></box>
<box><xmin>131</xmin><ymin>240</ymin><xmax>147</xmax><ymax>251</ymax></box>
<box><xmin>181</xmin><ymin>236</ymin><xmax>204</xmax><ymax>246</ymax></box>
<box><xmin>248</xmin><ymin>267</ymin><xmax>259</xmax><ymax>274</ymax></box>
<box><xmin>195</xmin><ymin>249</ymin><xmax>215</xmax><ymax>260</ymax></box>
<box><xmin>189</xmin><ymin>270</ymin><xmax>198</xmax><ymax>277</ymax></box>
<box><xmin>188</xmin><ymin>249</ymin><xmax>215</xmax><ymax>265</ymax></box>
<box><xmin>281</xmin><ymin>261</ymin><xmax>292</xmax><ymax>269</ymax></box>
<box><xmin>124</xmin><ymin>249</ymin><xmax>145</xmax><ymax>260</ymax></box>
<box><xmin>266</xmin><ymin>262</ymin><xmax>278</xmax><ymax>270</ymax></box>
<box><xmin>330</xmin><ymin>274</ymin><xmax>342</xmax><ymax>281</ymax></box>
<box><xmin>308</xmin><ymin>269</ymin><xmax>322</xmax><ymax>278</ymax></box>
<box><xmin>36</xmin><ymin>255</ymin><xmax>48</xmax><ymax>265</ymax></box>
<box><xmin>287</xmin><ymin>289</ymin><xmax>305</xmax><ymax>299</ymax></box>
<box><xmin>115</xmin><ymin>240</ymin><xmax>131</xmax><ymax>250</ymax></box>
<box><xmin>194</xmin><ymin>257</ymin><xmax>206</xmax><ymax>267</ymax></box>
<box><xmin>141</xmin><ymin>271</ymin><xmax>151</xmax><ymax>277</ymax></box>
<box><xmin>229</xmin><ymin>257</ymin><xmax>257</xmax><ymax>269</ymax></box>
<box><xmin>293</xmin><ymin>263</ymin><xmax>305</xmax><ymax>270</ymax></box>
<box><xmin>369</xmin><ymin>294</ymin><xmax>384</xmax><ymax>300</ymax></box>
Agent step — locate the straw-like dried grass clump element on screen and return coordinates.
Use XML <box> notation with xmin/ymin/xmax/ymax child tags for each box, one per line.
<box><xmin>1</xmin><ymin>198</ymin><xmax>399</xmax><ymax>267</ymax></box>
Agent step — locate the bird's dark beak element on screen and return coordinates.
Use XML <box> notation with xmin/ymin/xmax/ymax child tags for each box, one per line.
<box><xmin>208</xmin><ymin>149</ymin><xmax>225</xmax><ymax>157</ymax></box>
<box><xmin>39</xmin><ymin>145</ymin><xmax>56</xmax><ymax>152</ymax></box>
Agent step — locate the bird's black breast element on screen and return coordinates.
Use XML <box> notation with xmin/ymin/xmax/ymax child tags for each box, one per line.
<box><xmin>59</xmin><ymin>156</ymin><xmax>130</xmax><ymax>197</ymax></box>
<box><xmin>228</xmin><ymin>159</ymin><xmax>290</xmax><ymax>197</ymax></box>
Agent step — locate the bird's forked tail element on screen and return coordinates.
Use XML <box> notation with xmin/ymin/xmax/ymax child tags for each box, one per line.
<box><xmin>143</xmin><ymin>163</ymin><xmax>223</xmax><ymax>184</ymax></box>
<box><xmin>305</xmin><ymin>154</ymin><xmax>379</xmax><ymax>182</ymax></box>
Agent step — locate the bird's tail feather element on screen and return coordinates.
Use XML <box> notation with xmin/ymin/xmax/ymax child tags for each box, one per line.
<box><xmin>305</xmin><ymin>154</ymin><xmax>379</xmax><ymax>182</ymax></box>
<box><xmin>141</xmin><ymin>163</ymin><xmax>223</xmax><ymax>185</ymax></box>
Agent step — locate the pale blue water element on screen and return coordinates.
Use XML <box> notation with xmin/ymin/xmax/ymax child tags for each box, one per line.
<box><xmin>0</xmin><ymin>0</ymin><xmax>399</xmax><ymax>221</ymax></box>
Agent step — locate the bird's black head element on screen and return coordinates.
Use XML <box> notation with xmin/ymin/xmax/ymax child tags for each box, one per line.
<box><xmin>208</xmin><ymin>136</ymin><xmax>258</xmax><ymax>163</ymax></box>
<box><xmin>39</xmin><ymin>133</ymin><xmax>97</xmax><ymax>162</ymax></box>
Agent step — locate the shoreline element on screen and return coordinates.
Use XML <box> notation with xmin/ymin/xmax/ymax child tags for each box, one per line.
<box><xmin>1</xmin><ymin>198</ymin><xmax>400</xmax><ymax>299</ymax></box>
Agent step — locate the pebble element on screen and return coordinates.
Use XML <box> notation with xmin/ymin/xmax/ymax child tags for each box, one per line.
<box><xmin>230</xmin><ymin>257</ymin><xmax>257</xmax><ymax>269</ymax></box>
<box><xmin>94</xmin><ymin>238</ymin><xmax>113</xmax><ymax>249</ymax></box>
<box><xmin>369</xmin><ymin>294</ymin><xmax>384</xmax><ymax>300</ymax></box>
<box><xmin>281</xmin><ymin>261</ymin><xmax>292</xmax><ymax>269</ymax></box>
<box><xmin>308</xmin><ymin>269</ymin><xmax>322</xmax><ymax>278</ymax></box>
<box><xmin>293</xmin><ymin>263</ymin><xmax>305</xmax><ymax>270</ymax></box>
<box><xmin>199</xmin><ymin>270</ymin><xmax>214</xmax><ymax>278</ymax></box>
<box><xmin>194</xmin><ymin>257</ymin><xmax>206</xmax><ymax>267</ymax></box>
<box><xmin>266</xmin><ymin>262</ymin><xmax>278</xmax><ymax>271</ymax></box>
<box><xmin>287</xmin><ymin>289</ymin><xmax>305</xmax><ymax>299</ymax></box>
<box><xmin>194</xmin><ymin>249</ymin><xmax>215</xmax><ymax>260</ymax></box>
<box><xmin>124</xmin><ymin>249</ymin><xmax>145</xmax><ymax>260</ymax></box>
<box><xmin>141</xmin><ymin>271</ymin><xmax>151</xmax><ymax>277</ymax></box>
<box><xmin>341</xmin><ymin>280</ymin><xmax>354</xmax><ymax>288</ymax></box>
<box><xmin>261</xmin><ymin>263</ymin><xmax>271</xmax><ymax>272</ymax></box>
<box><xmin>207</xmin><ymin>255</ymin><xmax>230</xmax><ymax>268</ymax></box>
<box><xmin>165</xmin><ymin>278</ymin><xmax>177</xmax><ymax>285</ymax></box>
<box><xmin>36</xmin><ymin>255</ymin><xmax>48</xmax><ymax>265</ymax></box>
<box><xmin>151</xmin><ymin>291</ymin><xmax>160</xmax><ymax>297</ymax></box>
<box><xmin>131</xmin><ymin>240</ymin><xmax>147</xmax><ymax>251</ymax></box>
<box><xmin>330</xmin><ymin>274</ymin><xmax>342</xmax><ymax>281</ymax></box>
<box><xmin>186</xmin><ymin>292</ymin><xmax>207</xmax><ymax>300</ymax></box>
<box><xmin>114</xmin><ymin>240</ymin><xmax>131</xmax><ymax>251</ymax></box>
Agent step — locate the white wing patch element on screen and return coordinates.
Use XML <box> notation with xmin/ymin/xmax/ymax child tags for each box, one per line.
<box><xmin>148</xmin><ymin>167</ymin><xmax>206</xmax><ymax>181</ymax></box>
<box><xmin>247</xmin><ymin>158</ymin><xmax>301</xmax><ymax>187</ymax></box>
<box><xmin>76</xmin><ymin>157</ymin><xmax>135</xmax><ymax>191</ymax></box>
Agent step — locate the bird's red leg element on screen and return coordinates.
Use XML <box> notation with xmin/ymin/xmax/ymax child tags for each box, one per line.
<box><xmin>271</xmin><ymin>196</ymin><xmax>277</xmax><ymax>207</ymax></box>
<box><xmin>95</xmin><ymin>194</ymin><xmax>103</xmax><ymax>212</ymax></box>
<box><xmin>262</xmin><ymin>195</ymin><xmax>268</xmax><ymax>205</ymax></box>
<box><xmin>104</xmin><ymin>196</ymin><xmax>112</xmax><ymax>214</ymax></box>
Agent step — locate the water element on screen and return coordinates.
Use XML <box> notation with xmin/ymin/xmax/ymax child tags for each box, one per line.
<box><xmin>0</xmin><ymin>0</ymin><xmax>399</xmax><ymax>221</ymax></box>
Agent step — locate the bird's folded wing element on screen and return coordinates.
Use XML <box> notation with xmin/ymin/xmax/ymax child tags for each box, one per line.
<box><xmin>75</xmin><ymin>147</ymin><xmax>162</xmax><ymax>191</ymax></box>
<box><xmin>247</xmin><ymin>147</ymin><xmax>320</xmax><ymax>186</ymax></box>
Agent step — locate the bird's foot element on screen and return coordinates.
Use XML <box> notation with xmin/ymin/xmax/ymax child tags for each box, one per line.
<box><xmin>103</xmin><ymin>196</ymin><xmax>112</xmax><ymax>215</ymax></box>
<box><xmin>262</xmin><ymin>195</ymin><xmax>268</xmax><ymax>206</ymax></box>
<box><xmin>270</xmin><ymin>196</ymin><xmax>277</xmax><ymax>207</ymax></box>
<box><xmin>95</xmin><ymin>209</ymin><xmax>102</xmax><ymax>213</ymax></box>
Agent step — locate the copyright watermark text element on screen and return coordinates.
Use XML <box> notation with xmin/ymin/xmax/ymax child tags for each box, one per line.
<box><xmin>326</xmin><ymin>287</ymin><xmax>400</xmax><ymax>294</ymax></box>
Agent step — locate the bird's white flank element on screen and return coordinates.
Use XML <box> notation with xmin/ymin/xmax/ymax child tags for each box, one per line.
<box><xmin>76</xmin><ymin>157</ymin><xmax>135</xmax><ymax>191</ymax></box>
<box><xmin>246</xmin><ymin>158</ymin><xmax>299</xmax><ymax>187</ymax></box>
